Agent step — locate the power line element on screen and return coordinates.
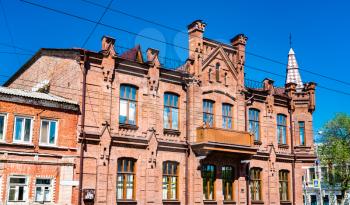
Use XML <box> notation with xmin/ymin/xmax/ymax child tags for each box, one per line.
<box><xmin>3</xmin><ymin>1</ymin><xmax>350</xmax><ymax>97</ymax></box>
<box><xmin>0</xmin><ymin>42</ymin><xmax>36</xmax><ymax>53</ymax></box>
<box><xmin>0</xmin><ymin>51</ymin><xmax>32</xmax><ymax>55</ymax></box>
<box><xmin>79</xmin><ymin>0</ymin><xmax>350</xmax><ymax>87</ymax></box>
<box><xmin>0</xmin><ymin>0</ymin><xmax>20</xmax><ymax>63</ymax></box>
<box><xmin>81</xmin><ymin>0</ymin><xmax>114</xmax><ymax>47</ymax></box>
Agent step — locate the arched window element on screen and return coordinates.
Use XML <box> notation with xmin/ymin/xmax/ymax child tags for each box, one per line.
<box><xmin>162</xmin><ymin>161</ymin><xmax>179</xmax><ymax>200</ymax></box>
<box><xmin>222</xmin><ymin>166</ymin><xmax>234</xmax><ymax>200</ymax></box>
<box><xmin>277</xmin><ymin>114</ymin><xmax>287</xmax><ymax>144</ymax></box>
<box><xmin>117</xmin><ymin>158</ymin><xmax>136</xmax><ymax>200</ymax></box>
<box><xmin>249</xmin><ymin>109</ymin><xmax>260</xmax><ymax>141</ymax></box>
<box><xmin>164</xmin><ymin>93</ymin><xmax>179</xmax><ymax>130</ymax></box>
<box><xmin>250</xmin><ymin>167</ymin><xmax>262</xmax><ymax>201</ymax></box>
<box><xmin>215</xmin><ymin>63</ymin><xmax>220</xmax><ymax>82</ymax></box>
<box><xmin>202</xmin><ymin>164</ymin><xmax>215</xmax><ymax>200</ymax></box>
<box><xmin>119</xmin><ymin>85</ymin><xmax>137</xmax><ymax>125</ymax></box>
<box><xmin>279</xmin><ymin>170</ymin><xmax>289</xmax><ymax>201</ymax></box>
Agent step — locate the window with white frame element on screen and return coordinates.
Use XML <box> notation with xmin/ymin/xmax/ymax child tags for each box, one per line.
<box><xmin>35</xmin><ymin>178</ymin><xmax>52</xmax><ymax>203</ymax></box>
<box><xmin>0</xmin><ymin>113</ymin><xmax>6</xmax><ymax>141</ymax></box>
<box><xmin>40</xmin><ymin>119</ymin><xmax>58</xmax><ymax>145</ymax></box>
<box><xmin>8</xmin><ymin>176</ymin><xmax>28</xmax><ymax>202</ymax></box>
<box><xmin>13</xmin><ymin>116</ymin><xmax>33</xmax><ymax>143</ymax></box>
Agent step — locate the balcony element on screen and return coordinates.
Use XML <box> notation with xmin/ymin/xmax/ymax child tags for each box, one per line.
<box><xmin>192</xmin><ymin>127</ymin><xmax>258</xmax><ymax>156</ymax></box>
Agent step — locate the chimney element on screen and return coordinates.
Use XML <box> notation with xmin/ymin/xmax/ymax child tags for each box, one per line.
<box><xmin>187</xmin><ymin>20</ymin><xmax>206</xmax><ymax>75</ymax></box>
<box><xmin>263</xmin><ymin>78</ymin><xmax>274</xmax><ymax>93</ymax></box>
<box><xmin>146</xmin><ymin>48</ymin><xmax>160</xmax><ymax>66</ymax></box>
<box><xmin>231</xmin><ymin>34</ymin><xmax>248</xmax><ymax>82</ymax></box>
<box><xmin>101</xmin><ymin>35</ymin><xmax>116</xmax><ymax>57</ymax></box>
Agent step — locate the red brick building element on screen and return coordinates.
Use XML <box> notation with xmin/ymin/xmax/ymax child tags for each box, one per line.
<box><xmin>4</xmin><ymin>20</ymin><xmax>316</xmax><ymax>205</ymax></box>
<box><xmin>0</xmin><ymin>86</ymin><xmax>79</xmax><ymax>204</ymax></box>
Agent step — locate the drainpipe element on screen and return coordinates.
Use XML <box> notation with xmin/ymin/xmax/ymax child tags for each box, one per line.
<box><xmin>78</xmin><ymin>51</ymin><xmax>88</xmax><ymax>205</ymax></box>
<box><xmin>289</xmin><ymin>107</ymin><xmax>296</xmax><ymax>205</ymax></box>
<box><xmin>244</xmin><ymin>94</ymin><xmax>254</xmax><ymax>205</ymax></box>
<box><xmin>185</xmin><ymin>82</ymin><xmax>190</xmax><ymax>205</ymax></box>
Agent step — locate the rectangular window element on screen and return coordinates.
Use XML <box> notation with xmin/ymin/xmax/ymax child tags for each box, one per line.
<box><xmin>299</xmin><ymin>121</ymin><xmax>305</xmax><ymax>145</ymax></box>
<box><xmin>202</xmin><ymin>164</ymin><xmax>215</xmax><ymax>200</ymax></box>
<box><xmin>35</xmin><ymin>178</ymin><xmax>52</xmax><ymax>203</ymax></box>
<box><xmin>279</xmin><ymin>170</ymin><xmax>289</xmax><ymax>201</ymax></box>
<box><xmin>163</xmin><ymin>93</ymin><xmax>179</xmax><ymax>130</ymax></box>
<box><xmin>203</xmin><ymin>100</ymin><xmax>214</xmax><ymax>127</ymax></box>
<box><xmin>277</xmin><ymin>114</ymin><xmax>287</xmax><ymax>144</ymax></box>
<box><xmin>117</xmin><ymin>158</ymin><xmax>135</xmax><ymax>200</ymax></box>
<box><xmin>222</xmin><ymin>166</ymin><xmax>234</xmax><ymax>201</ymax></box>
<box><xmin>250</xmin><ymin>168</ymin><xmax>262</xmax><ymax>201</ymax></box>
<box><xmin>40</xmin><ymin>120</ymin><xmax>58</xmax><ymax>145</ymax></box>
<box><xmin>249</xmin><ymin>109</ymin><xmax>260</xmax><ymax>141</ymax></box>
<box><xmin>0</xmin><ymin>114</ymin><xmax>6</xmax><ymax>141</ymax></box>
<box><xmin>119</xmin><ymin>85</ymin><xmax>137</xmax><ymax>125</ymax></box>
<box><xmin>162</xmin><ymin>161</ymin><xmax>178</xmax><ymax>200</ymax></box>
<box><xmin>8</xmin><ymin>176</ymin><xmax>28</xmax><ymax>202</ymax></box>
<box><xmin>222</xmin><ymin>104</ymin><xmax>232</xmax><ymax>129</ymax></box>
<box><xmin>13</xmin><ymin>116</ymin><xmax>33</xmax><ymax>143</ymax></box>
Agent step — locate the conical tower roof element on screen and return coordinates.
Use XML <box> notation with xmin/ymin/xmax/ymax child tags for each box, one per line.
<box><xmin>286</xmin><ymin>48</ymin><xmax>303</xmax><ymax>91</ymax></box>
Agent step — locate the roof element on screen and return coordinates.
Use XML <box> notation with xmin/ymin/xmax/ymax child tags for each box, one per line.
<box><xmin>0</xmin><ymin>86</ymin><xmax>78</xmax><ymax>105</ymax></box>
<box><xmin>286</xmin><ymin>48</ymin><xmax>304</xmax><ymax>91</ymax></box>
<box><xmin>120</xmin><ymin>45</ymin><xmax>144</xmax><ymax>63</ymax></box>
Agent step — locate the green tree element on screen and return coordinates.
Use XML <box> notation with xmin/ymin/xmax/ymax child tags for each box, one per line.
<box><xmin>318</xmin><ymin>113</ymin><xmax>350</xmax><ymax>205</ymax></box>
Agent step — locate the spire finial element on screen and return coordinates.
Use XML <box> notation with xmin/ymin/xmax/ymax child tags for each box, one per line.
<box><xmin>289</xmin><ymin>32</ymin><xmax>292</xmax><ymax>48</ymax></box>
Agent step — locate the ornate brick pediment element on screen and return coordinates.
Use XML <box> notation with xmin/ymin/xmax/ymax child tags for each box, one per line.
<box><xmin>202</xmin><ymin>46</ymin><xmax>238</xmax><ymax>80</ymax></box>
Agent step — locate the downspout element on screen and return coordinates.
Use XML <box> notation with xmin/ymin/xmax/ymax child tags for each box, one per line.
<box><xmin>289</xmin><ymin>104</ymin><xmax>296</xmax><ymax>205</ymax></box>
<box><xmin>245</xmin><ymin>94</ymin><xmax>254</xmax><ymax>205</ymax></box>
<box><xmin>78</xmin><ymin>51</ymin><xmax>88</xmax><ymax>205</ymax></box>
<box><xmin>185</xmin><ymin>81</ymin><xmax>190</xmax><ymax>205</ymax></box>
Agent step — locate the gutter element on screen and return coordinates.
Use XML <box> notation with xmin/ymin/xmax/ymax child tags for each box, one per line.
<box><xmin>185</xmin><ymin>81</ymin><xmax>190</xmax><ymax>205</ymax></box>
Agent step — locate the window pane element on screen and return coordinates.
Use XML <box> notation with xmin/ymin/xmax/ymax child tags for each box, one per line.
<box><xmin>126</xmin><ymin>174</ymin><xmax>133</xmax><ymax>199</ymax></box>
<box><xmin>120</xmin><ymin>86</ymin><xmax>125</xmax><ymax>98</ymax></box>
<box><xmin>131</xmin><ymin>87</ymin><xmax>136</xmax><ymax>100</ymax></box>
<box><xmin>163</xmin><ymin>107</ymin><xmax>170</xmax><ymax>129</ymax></box>
<box><xmin>15</xmin><ymin>117</ymin><xmax>23</xmax><ymax>140</ymax></box>
<box><xmin>35</xmin><ymin>187</ymin><xmax>43</xmax><ymax>201</ymax></box>
<box><xmin>0</xmin><ymin>115</ymin><xmax>4</xmax><ymax>140</ymax></box>
<box><xmin>128</xmin><ymin>102</ymin><xmax>136</xmax><ymax>125</ymax></box>
<box><xmin>116</xmin><ymin>175</ymin><xmax>123</xmax><ymax>199</ymax></box>
<box><xmin>44</xmin><ymin>188</ymin><xmax>50</xmax><ymax>201</ymax></box>
<box><xmin>40</xmin><ymin>121</ymin><xmax>49</xmax><ymax>144</ymax></box>
<box><xmin>172</xmin><ymin>108</ymin><xmax>178</xmax><ymax>130</ymax></box>
<box><xmin>36</xmin><ymin>179</ymin><xmax>51</xmax><ymax>185</ymax></box>
<box><xmin>173</xmin><ymin>96</ymin><xmax>178</xmax><ymax>107</ymax></box>
<box><xmin>9</xmin><ymin>187</ymin><xmax>16</xmax><ymax>201</ymax></box>
<box><xmin>162</xmin><ymin>176</ymin><xmax>168</xmax><ymax>199</ymax></box>
<box><xmin>299</xmin><ymin>122</ymin><xmax>305</xmax><ymax>145</ymax></box>
<box><xmin>18</xmin><ymin>186</ymin><xmax>24</xmax><ymax>201</ymax></box>
<box><xmin>171</xmin><ymin>176</ymin><xmax>177</xmax><ymax>200</ymax></box>
<box><xmin>119</xmin><ymin>99</ymin><xmax>127</xmax><ymax>123</ymax></box>
<box><xmin>10</xmin><ymin>177</ymin><xmax>26</xmax><ymax>184</ymax></box>
<box><xmin>24</xmin><ymin>118</ymin><xmax>31</xmax><ymax>142</ymax></box>
<box><xmin>49</xmin><ymin>121</ymin><xmax>56</xmax><ymax>144</ymax></box>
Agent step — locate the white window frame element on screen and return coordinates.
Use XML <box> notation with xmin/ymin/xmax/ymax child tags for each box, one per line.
<box><xmin>0</xmin><ymin>113</ymin><xmax>8</xmax><ymax>142</ymax></box>
<box><xmin>7</xmin><ymin>176</ymin><xmax>28</xmax><ymax>202</ymax></box>
<box><xmin>39</xmin><ymin>119</ymin><xmax>58</xmax><ymax>146</ymax></box>
<box><xmin>34</xmin><ymin>178</ymin><xmax>53</xmax><ymax>203</ymax></box>
<box><xmin>13</xmin><ymin>116</ymin><xmax>33</xmax><ymax>144</ymax></box>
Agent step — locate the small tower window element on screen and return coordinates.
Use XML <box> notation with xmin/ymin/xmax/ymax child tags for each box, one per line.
<box><xmin>208</xmin><ymin>68</ymin><xmax>212</xmax><ymax>82</ymax></box>
<box><xmin>215</xmin><ymin>63</ymin><xmax>220</xmax><ymax>82</ymax></box>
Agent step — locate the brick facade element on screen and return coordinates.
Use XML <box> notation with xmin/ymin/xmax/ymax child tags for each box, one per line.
<box><xmin>0</xmin><ymin>90</ymin><xmax>79</xmax><ymax>204</ymax></box>
<box><xmin>4</xmin><ymin>20</ymin><xmax>316</xmax><ymax>205</ymax></box>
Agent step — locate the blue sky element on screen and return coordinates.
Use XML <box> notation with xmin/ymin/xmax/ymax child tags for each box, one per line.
<box><xmin>0</xmin><ymin>0</ymin><xmax>349</xmax><ymax>135</ymax></box>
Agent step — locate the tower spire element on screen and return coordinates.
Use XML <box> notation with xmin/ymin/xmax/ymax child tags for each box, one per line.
<box><xmin>286</xmin><ymin>47</ymin><xmax>304</xmax><ymax>91</ymax></box>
